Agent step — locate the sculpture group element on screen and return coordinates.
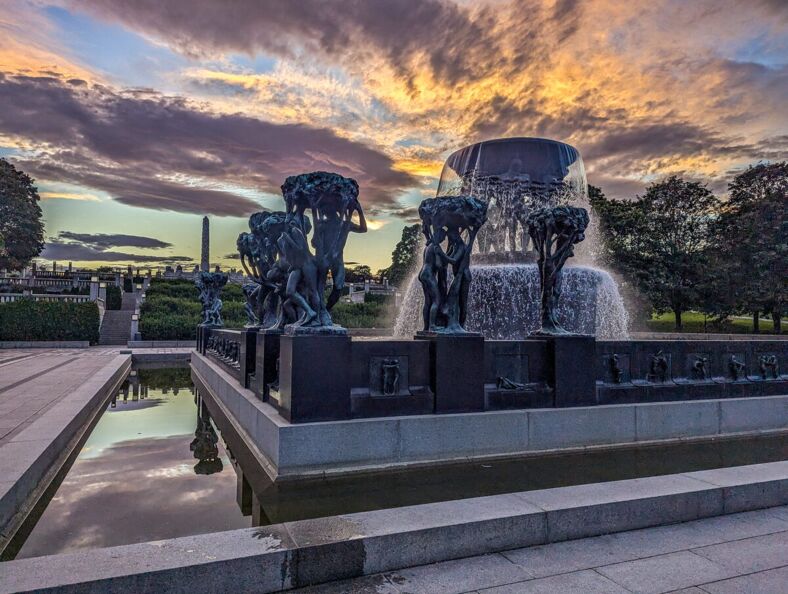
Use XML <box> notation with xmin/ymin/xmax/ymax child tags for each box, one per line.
<box><xmin>230</xmin><ymin>171</ymin><xmax>367</xmax><ymax>334</ymax></box>
<box><xmin>417</xmin><ymin>195</ymin><xmax>487</xmax><ymax>334</ymax></box>
<box><xmin>416</xmin><ymin>193</ymin><xmax>589</xmax><ymax>336</ymax></box>
<box><xmin>203</xmin><ymin>167</ymin><xmax>591</xmax><ymax>338</ymax></box>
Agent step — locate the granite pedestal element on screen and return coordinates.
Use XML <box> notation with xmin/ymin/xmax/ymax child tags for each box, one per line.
<box><xmin>277</xmin><ymin>333</ymin><xmax>352</xmax><ymax>422</ymax></box>
<box><xmin>418</xmin><ymin>333</ymin><xmax>486</xmax><ymax>413</ymax></box>
<box><xmin>252</xmin><ymin>329</ymin><xmax>282</xmax><ymax>401</ymax></box>
<box><xmin>239</xmin><ymin>328</ymin><xmax>257</xmax><ymax>389</ymax></box>
<box><xmin>548</xmin><ymin>335</ymin><xmax>596</xmax><ymax>407</ymax></box>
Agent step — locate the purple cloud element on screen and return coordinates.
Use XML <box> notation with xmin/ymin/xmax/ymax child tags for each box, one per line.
<box><xmin>0</xmin><ymin>74</ymin><xmax>417</xmax><ymax>216</ymax></box>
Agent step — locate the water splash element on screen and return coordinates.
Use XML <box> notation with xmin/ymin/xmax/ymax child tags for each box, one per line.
<box><xmin>393</xmin><ymin>263</ymin><xmax>629</xmax><ymax>339</ymax></box>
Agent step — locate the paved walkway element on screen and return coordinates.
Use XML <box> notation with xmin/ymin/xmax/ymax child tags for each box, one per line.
<box><xmin>0</xmin><ymin>347</ymin><xmax>189</xmax><ymax>445</ymax></box>
<box><xmin>295</xmin><ymin>506</ymin><xmax>788</xmax><ymax>594</ymax></box>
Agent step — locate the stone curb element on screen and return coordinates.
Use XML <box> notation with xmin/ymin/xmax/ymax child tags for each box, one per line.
<box><xmin>0</xmin><ymin>341</ymin><xmax>90</xmax><ymax>349</ymax></box>
<box><xmin>0</xmin><ymin>354</ymin><xmax>131</xmax><ymax>541</ymax></box>
<box><xmin>127</xmin><ymin>340</ymin><xmax>197</xmax><ymax>348</ymax></box>
<box><xmin>0</xmin><ymin>461</ymin><xmax>785</xmax><ymax>593</ymax></box>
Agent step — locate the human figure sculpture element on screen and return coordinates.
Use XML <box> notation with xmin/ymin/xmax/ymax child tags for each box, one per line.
<box><xmin>692</xmin><ymin>356</ymin><xmax>708</xmax><ymax>380</ymax></box>
<box><xmin>649</xmin><ymin>350</ymin><xmax>669</xmax><ymax>382</ymax></box>
<box><xmin>381</xmin><ymin>358</ymin><xmax>400</xmax><ymax>395</ymax></box>
<box><xmin>279</xmin><ymin>172</ymin><xmax>366</xmax><ymax>331</ymax></box>
<box><xmin>525</xmin><ymin>205</ymin><xmax>589</xmax><ymax>335</ymax></box>
<box><xmin>417</xmin><ymin>195</ymin><xmax>487</xmax><ymax>334</ymax></box>
<box><xmin>759</xmin><ymin>354</ymin><xmax>779</xmax><ymax>379</ymax></box>
<box><xmin>195</xmin><ymin>271</ymin><xmax>228</xmax><ymax>326</ymax></box>
<box><xmin>729</xmin><ymin>355</ymin><xmax>745</xmax><ymax>381</ymax></box>
<box><xmin>609</xmin><ymin>354</ymin><xmax>624</xmax><ymax>384</ymax></box>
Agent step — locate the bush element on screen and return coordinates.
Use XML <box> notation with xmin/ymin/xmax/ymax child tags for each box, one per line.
<box><xmin>105</xmin><ymin>285</ymin><xmax>122</xmax><ymax>310</ymax></box>
<box><xmin>140</xmin><ymin>279</ymin><xmax>246</xmax><ymax>340</ymax></box>
<box><xmin>331</xmin><ymin>300</ymin><xmax>392</xmax><ymax>328</ymax></box>
<box><xmin>0</xmin><ymin>299</ymin><xmax>100</xmax><ymax>343</ymax></box>
<box><xmin>138</xmin><ymin>279</ymin><xmax>393</xmax><ymax>339</ymax></box>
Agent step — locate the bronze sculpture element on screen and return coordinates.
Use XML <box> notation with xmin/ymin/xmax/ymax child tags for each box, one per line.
<box><xmin>195</xmin><ymin>271</ymin><xmax>228</xmax><ymax>326</ymax></box>
<box><xmin>417</xmin><ymin>195</ymin><xmax>487</xmax><ymax>334</ymax></box>
<box><xmin>525</xmin><ymin>205</ymin><xmax>589</xmax><ymax>335</ymax></box>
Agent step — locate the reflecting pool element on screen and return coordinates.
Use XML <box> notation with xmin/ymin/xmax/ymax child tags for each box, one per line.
<box><xmin>9</xmin><ymin>365</ymin><xmax>249</xmax><ymax>559</ymax></box>
<box><xmin>5</xmin><ymin>362</ymin><xmax>786</xmax><ymax>561</ymax></box>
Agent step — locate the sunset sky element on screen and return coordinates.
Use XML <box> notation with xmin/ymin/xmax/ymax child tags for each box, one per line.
<box><xmin>1</xmin><ymin>0</ymin><xmax>786</xmax><ymax>271</ymax></box>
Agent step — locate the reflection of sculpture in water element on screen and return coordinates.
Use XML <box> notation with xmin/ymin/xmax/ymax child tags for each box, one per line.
<box><xmin>525</xmin><ymin>205</ymin><xmax>589</xmax><ymax>335</ymax></box>
<box><xmin>190</xmin><ymin>409</ymin><xmax>223</xmax><ymax>475</ymax></box>
<box><xmin>417</xmin><ymin>195</ymin><xmax>487</xmax><ymax>334</ymax></box>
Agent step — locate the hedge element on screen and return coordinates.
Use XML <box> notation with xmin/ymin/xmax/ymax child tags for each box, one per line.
<box><xmin>0</xmin><ymin>299</ymin><xmax>100</xmax><ymax>343</ymax></box>
<box><xmin>138</xmin><ymin>279</ymin><xmax>393</xmax><ymax>340</ymax></box>
<box><xmin>105</xmin><ymin>285</ymin><xmax>122</xmax><ymax>310</ymax></box>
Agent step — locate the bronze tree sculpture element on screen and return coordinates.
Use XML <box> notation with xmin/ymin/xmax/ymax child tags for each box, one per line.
<box><xmin>525</xmin><ymin>205</ymin><xmax>589</xmax><ymax>335</ymax></box>
<box><xmin>417</xmin><ymin>195</ymin><xmax>487</xmax><ymax>334</ymax></box>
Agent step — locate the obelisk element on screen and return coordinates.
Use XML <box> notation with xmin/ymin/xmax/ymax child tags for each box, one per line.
<box><xmin>200</xmin><ymin>216</ymin><xmax>210</xmax><ymax>272</ymax></box>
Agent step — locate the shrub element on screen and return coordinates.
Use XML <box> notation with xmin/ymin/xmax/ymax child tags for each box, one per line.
<box><xmin>105</xmin><ymin>285</ymin><xmax>122</xmax><ymax>310</ymax></box>
<box><xmin>0</xmin><ymin>299</ymin><xmax>100</xmax><ymax>343</ymax></box>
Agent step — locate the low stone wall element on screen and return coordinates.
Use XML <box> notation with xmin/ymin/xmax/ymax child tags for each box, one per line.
<box><xmin>0</xmin><ymin>341</ymin><xmax>90</xmax><ymax>349</ymax></box>
<box><xmin>126</xmin><ymin>340</ymin><xmax>196</xmax><ymax>348</ymax></box>
<box><xmin>2</xmin><ymin>461</ymin><xmax>785</xmax><ymax>593</ymax></box>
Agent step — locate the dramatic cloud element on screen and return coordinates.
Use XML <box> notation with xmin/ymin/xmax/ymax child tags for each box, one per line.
<box><xmin>42</xmin><ymin>231</ymin><xmax>187</xmax><ymax>264</ymax></box>
<box><xmin>0</xmin><ymin>74</ymin><xmax>417</xmax><ymax>215</ymax></box>
<box><xmin>41</xmin><ymin>241</ymin><xmax>193</xmax><ymax>264</ymax></box>
<box><xmin>56</xmin><ymin>232</ymin><xmax>172</xmax><ymax>250</ymax></box>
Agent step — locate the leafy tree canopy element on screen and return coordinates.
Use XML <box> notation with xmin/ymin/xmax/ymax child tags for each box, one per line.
<box><xmin>0</xmin><ymin>159</ymin><xmax>45</xmax><ymax>271</ymax></box>
<box><xmin>380</xmin><ymin>223</ymin><xmax>421</xmax><ymax>287</ymax></box>
<box><xmin>591</xmin><ymin>177</ymin><xmax>720</xmax><ymax>330</ymax></box>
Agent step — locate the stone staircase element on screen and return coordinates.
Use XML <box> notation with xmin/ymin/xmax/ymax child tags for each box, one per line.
<box><xmin>98</xmin><ymin>293</ymin><xmax>137</xmax><ymax>345</ymax></box>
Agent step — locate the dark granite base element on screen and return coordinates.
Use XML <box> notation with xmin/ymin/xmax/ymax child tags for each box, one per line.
<box><xmin>251</xmin><ymin>329</ymin><xmax>282</xmax><ymax>401</ymax></box>
<box><xmin>350</xmin><ymin>388</ymin><xmax>434</xmax><ymax>418</ymax></box>
<box><xmin>418</xmin><ymin>333</ymin><xmax>485</xmax><ymax>413</ymax></box>
<box><xmin>549</xmin><ymin>335</ymin><xmax>596</xmax><ymax>407</ymax></box>
<box><xmin>485</xmin><ymin>384</ymin><xmax>552</xmax><ymax>410</ymax></box>
<box><xmin>278</xmin><ymin>334</ymin><xmax>351</xmax><ymax>422</ymax></box>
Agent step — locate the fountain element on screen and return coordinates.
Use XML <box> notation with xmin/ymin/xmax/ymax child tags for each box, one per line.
<box><xmin>394</xmin><ymin>137</ymin><xmax>629</xmax><ymax>339</ymax></box>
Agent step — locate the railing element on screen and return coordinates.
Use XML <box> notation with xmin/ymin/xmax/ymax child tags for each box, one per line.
<box><xmin>203</xmin><ymin>328</ymin><xmax>244</xmax><ymax>382</ymax></box>
<box><xmin>0</xmin><ymin>293</ymin><xmax>92</xmax><ymax>304</ymax></box>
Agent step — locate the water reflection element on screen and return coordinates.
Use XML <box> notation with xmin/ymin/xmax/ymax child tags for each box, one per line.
<box><xmin>191</xmin><ymin>405</ymin><xmax>223</xmax><ymax>475</ymax></box>
<box><xmin>12</xmin><ymin>365</ymin><xmax>249</xmax><ymax>560</ymax></box>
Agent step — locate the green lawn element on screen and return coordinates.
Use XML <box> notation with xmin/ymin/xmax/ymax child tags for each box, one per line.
<box><xmin>645</xmin><ymin>311</ymin><xmax>782</xmax><ymax>334</ymax></box>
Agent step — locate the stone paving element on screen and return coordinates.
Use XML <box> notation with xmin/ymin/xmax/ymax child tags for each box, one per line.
<box><xmin>0</xmin><ymin>347</ymin><xmax>190</xmax><ymax>445</ymax></box>
<box><xmin>294</xmin><ymin>506</ymin><xmax>788</xmax><ymax>594</ymax></box>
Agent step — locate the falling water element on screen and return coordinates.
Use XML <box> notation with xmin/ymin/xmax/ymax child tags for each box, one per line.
<box><xmin>392</xmin><ymin>137</ymin><xmax>630</xmax><ymax>339</ymax></box>
<box><xmin>393</xmin><ymin>263</ymin><xmax>628</xmax><ymax>339</ymax></box>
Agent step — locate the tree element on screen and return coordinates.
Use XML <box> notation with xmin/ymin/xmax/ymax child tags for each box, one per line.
<box><xmin>716</xmin><ymin>163</ymin><xmax>787</xmax><ymax>333</ymax></box>
<box><xmin>345</xmin><ymin>264</ymin><xmax>372</xmax><ymax>283</ymax></box>
<box><xmin>591</xmin><ymin>177</ymin><xmax>720</xmax><ymax>331</ymax></box>
<box><xmin>0</xmin><ymin>159</ymin><xmax>45</xmax><ymax>271</ymax></box>
<box><xmin>380</xmin><ymin>223</ymin><xmax>421</xmax><ymax>287</ymax></box>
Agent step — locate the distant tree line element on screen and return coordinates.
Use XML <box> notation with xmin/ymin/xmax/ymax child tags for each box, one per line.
<box><xmin>592</xmin><ymin>163</ymin><xmax>786</xmax><ymax>332</ymax></box>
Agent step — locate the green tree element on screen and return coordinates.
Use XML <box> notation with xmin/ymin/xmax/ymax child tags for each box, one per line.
<box><xmin>345</xmin><ymin>264</ymin><xmax>372</xmax><ymax>283</ymax></box>
<box><xmin>716</xmin><ymin>162</ymin><xmax>787</xmax><ymax>333</ymax></box>
<box><xmin>0</xmin><ymin>159</ymin><xmax>45</xmax><ymax>271</ymax></box>
<box><xmin>380</xmin><ymin>223</ymin><xmax>421</xmax><ymax>287</ymax></box>
<box><xmin>591</xmin><ymin>177</ymin><xmax>720</xmax><ymax>331</ymax></box>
